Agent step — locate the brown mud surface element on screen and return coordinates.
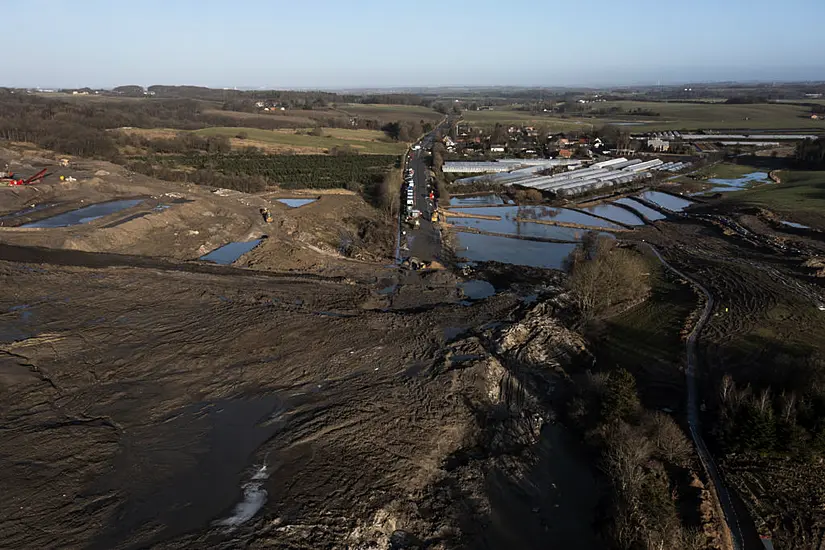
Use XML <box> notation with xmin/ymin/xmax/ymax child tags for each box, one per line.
<box><xmin>1</xmin><ymin>146</ymin><xmax>604</xmax><ymax>549</ymax></box>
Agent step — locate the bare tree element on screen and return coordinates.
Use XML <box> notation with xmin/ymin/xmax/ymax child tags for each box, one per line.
<box><xmin>565</xmin><ymin>235</ymin><xmax>650</xmax><ymax>320</ymax></box>
<box><xmin>644</xmin><ymin>412</ymin><xmax>693</xmax><ymax>467</ymax></box>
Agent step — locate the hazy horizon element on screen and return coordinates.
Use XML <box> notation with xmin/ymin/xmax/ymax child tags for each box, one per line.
<box><xmin>6</xmin><ymin>0</ymin><xmax>825</xmax><ymax>89</ymax></box>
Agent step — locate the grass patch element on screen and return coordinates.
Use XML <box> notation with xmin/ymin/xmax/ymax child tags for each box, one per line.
<box><xmin>337</xmin><ymin>103</ymin><xmax>442</xmax><ymax>124</ymax></box>
<box><xmin>694</xmin><ymin>162</ymin><xmax>765</xmax><ymax>180</ymax></box>
<box><xmin>193</xmin><ymin>126</ymin><xmax>408</xmax><ymax>155</ymax></box>
<box><xmin>590</xmin><ymin>255</ymin><xmax>697</xmax><ymax>411</ymax></box>
<box><xmin>719</xmin><ymin>169</ymin><xmax>825</xmax><ymax>216</ymax></box>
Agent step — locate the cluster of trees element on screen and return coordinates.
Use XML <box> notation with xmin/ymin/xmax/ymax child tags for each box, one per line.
<box><xmin>381</xmin><ymin>120</ymin><xmax>428</xmax><ymax>142</ymax></box>
<box><xmin>715</xmin><ymin>364</ymin><xmax>825</xmax><ymax>458</ymax></box>
<box><xmin>119</xmin><ymin>132</ymin><xmax>233</xmax><ymax>155</ymax></box>
<box><xmin>564</xmin><ymin>235</ymin><xmax>650</xmax><ymax>321</ymax></box>
<box><xmin>154</xmin><ymin>151</ymin><xmax>398</xmax><ymax>190</ymax></box>
<box><xmin>566</xmin><ymin>369</ymin><xmax>704</xmax><ymax>550</ymax></box>
<box><xmin>795</xmin><ymin>137</ymin><xmax>825</xmax><ymax>168</ymax></box>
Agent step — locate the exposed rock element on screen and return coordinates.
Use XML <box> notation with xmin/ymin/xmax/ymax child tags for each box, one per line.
<box><xmin>495</xmin><ymin>302</ymin><xmax>588</xmax><ymax>374</ymax></box>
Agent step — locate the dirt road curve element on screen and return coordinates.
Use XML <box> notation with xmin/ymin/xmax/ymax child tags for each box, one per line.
<box><xmin>645</xmin><ymin>243</ymin><xmax>762</xmax><ymax>550</ymax></box>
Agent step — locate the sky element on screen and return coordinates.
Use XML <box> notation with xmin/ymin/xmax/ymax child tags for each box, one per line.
<box><xmin>3</xmin><ymin>0</ymin><xmax>824</xmax><ymax>89</ymax></box>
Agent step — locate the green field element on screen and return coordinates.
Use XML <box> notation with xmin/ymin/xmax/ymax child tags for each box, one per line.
<box><xmin>592</xmin><ymin>254</ymin><xmax>696</xmax><ymax>410</ymax></box>
<box><xmin>463</xmin><ymin>101</ymin><xmax>825</xmax><ymax>132</ymax></box>
<box><xmin>694</xmin><ymin>162</ymin><xmax>765</xmax><ymax>180</ymax></box>
<box><xmin>337</xmin><ymin>103</ymin><xmax>443</xmax><ymax>124</ymax></box>
<box><xmin>719</xmin><ymin>169</ymin><xmax>825</xmax><ymax>219</ymax></box>
<box><xmin>193</xmin><ymin>126</ymin><xmax>408</xmax><ymax>155</ymax></box>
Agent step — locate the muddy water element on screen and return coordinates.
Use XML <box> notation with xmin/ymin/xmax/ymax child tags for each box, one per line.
<box><xmin>578</xmin><ymin>203</ymin><xmax>645</xmax><ymax>226</ymax></box>
<box><xmin>636</xmin><ymin>190</ymin><xmax>693</xmax><ymax>212</ymax></box>
<box><xmin>200</xmin><ymin>239</ymin><xmax>263</xmax><ymax>264</ymax></box>
<box><xmin>615</xmin><ymin>198</ymin><xmax>667</xmax><ymax>221</ymax></box>
<box><xmin>454</xmin><ymin>206</ymin><xmax>623</xmax><ymax>230</ymax></box>
<box><xmin>277</xmin><ymin>198</ymin><xmax>317</xmax><ymax>208</ymax></box>
<box><xmin>449</xmin><ymin>194</ymin><xmax>506</xmax><ymax>207</ymax></box>
<box><xmin>454</xmin><ymin>232</ymin><xmax>577</xmax><ymax>269</ymax></box>
<box><xmin>89</xmin><ymin>396</ymin><xmax>284</xmax><ymax>548</ymax></box>
<box><xmin>459</xmin><ymin>280</ymin><xmax>496</xmax><ymax>300</ymax></box>
<box><xmin>20</xmin><ymin>199</ymin><xmax>144</xmax><ymax>228</ymax></box>
<box><xmin>486</xmin><ymin>423</ymin><xmax>601</xmax><ymax>549</ymax></box>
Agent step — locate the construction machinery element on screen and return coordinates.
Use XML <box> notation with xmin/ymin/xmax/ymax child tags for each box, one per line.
<box><xmin>7</xmin><ymin>169</ymin><xmax>48</xmax><ymax>186</ymax></box>
<box><xmin>260</xmin><ymin>208</ymin><xmax>273</xmax><ymax>223</ymax></box>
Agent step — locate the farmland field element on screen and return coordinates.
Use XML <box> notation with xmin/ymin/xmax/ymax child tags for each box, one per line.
<box><xmin>337</xmin><ymin>103</ymin><xmax>443</xmax><ymax>124</ymax></box>
<box><xmin>463</xmin><ymin>101</ymin><xmax>825</xmax><ymax>132</ymax></box>
<box><xmin>194</xmin><ymin>127</ymin><xmax>408</xmax><ymax>155</ymax></box>
<box><xmin>119</xmin><ymin>126</ymin><xmax>408</xmax><ymax>155</ymax></box>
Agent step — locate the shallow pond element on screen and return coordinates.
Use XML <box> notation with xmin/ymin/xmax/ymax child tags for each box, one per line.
<box><xmin>21</xmin><ymin>199</ymin><xmax>144</xmax><ymax>228</ymax></box>
<box><xmin>454</xmin><ymin>231</ymin><xmax>578</xmax><ymax>269</ymax></box>
<box><xmin>277</xmin><ymin>198</ymin><xmax>317</xmax><ymax>208</ymax></box>
<box><xmin>781</xmin><ymin>220</ymin><xmax>809</xmax><ymax>229</ymax></box>
<box><xmin>577</xmin><ymin>203</ymin><xmax>645</xmax><ymax>226</ymax></box>
<box><xmin>459</xmin><ymin>280</ymin><xmax>496</xmax><ymax>300</ymax></box>
<box><xmin>703</xmin><ymin>172</ymin><xmax>770</xmax><ymax>193</ymax></box>
<box><xmin>637</xmin><ymin>190</ymin><xmax>693</xmax><ymax>212</ymax></box>
<box><xmin>614</xmin><ymin>198</ymin><xmax>667</xmax><ymax>221</ymax></box>
<box><xmin>200</xmin><ymin>239</ymin><xmax>263</xmax><ymax>265</ymax></box>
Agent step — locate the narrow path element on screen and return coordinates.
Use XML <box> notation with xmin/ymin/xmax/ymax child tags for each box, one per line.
<box><xmin>643</xmin><ymin>243</ymin><xmax>754</xmax><ymax>550</ymax></box>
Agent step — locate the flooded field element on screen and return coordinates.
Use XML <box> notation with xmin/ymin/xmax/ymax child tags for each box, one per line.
<box><xmin>454</xmin><ymin>206</ymin><xmax>623</xmax><ymax>230</ymax></box>
<box><xmin>577</xmin><ymin>203</ymin><xmax>645</xmax><ymax>226</ymax></box>
<box><xmin>200</xmin><ymin>239</ymin><xmax>263</xmax><ymax>264</ymax></box>
<box><xmin>637</xmin><ymin>190</ymin><xmax>693</xmax><ymax>212</ymax></box>
<box><xmin>454</xmin><ymin>231</ymin><xmax>577</xmax><ymax>270</ymax></box>
<box><xmin>449</xmin><ymin>194</ymin><xmax>507</xmax><ymax>207</ymax></box>
<box><xmin>20</xmin><ymin>199</ymin><xmax>144</xmax><ymax>228</ymax></box>
<box><xmin>614</xmin><ymin>198</ymin><xmax>667</xmax><ymax>221</ymax></box>
<box><xmin>449</xmin><ymin>216</ymin><xmax>591</xmax><ymax>241</ymax></box>
<box><xmin>703</xmin><ymin>172</ymin><xmax>770</xmax><ymax>193</ymax></box>
<box><xmin>277</xmin><ymin>198</ymin><xmax>318</xmax><ymax>208</ymax></box>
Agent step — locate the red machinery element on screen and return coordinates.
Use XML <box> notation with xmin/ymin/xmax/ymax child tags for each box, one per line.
<box><xmin>8</xmin><ymin>169</ymin><xmax>48</xmax><ymax>186</ymax></box>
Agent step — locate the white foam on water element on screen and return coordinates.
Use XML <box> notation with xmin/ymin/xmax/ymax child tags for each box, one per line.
<box><xmin>215</xmin><ymin>463</ymin><xmax>270</xmax><ymax>528</ymax></box>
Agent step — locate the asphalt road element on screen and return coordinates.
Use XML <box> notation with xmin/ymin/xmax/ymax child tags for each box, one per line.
<box><xmin>401</xmin><ymin>138</ymin><xmax>442</xmax><ymax>264</ymax></box>
<box><xmin>644</xmin><ymin>243</ymin><xmax>763</xmax><ymax>550</ymax></box>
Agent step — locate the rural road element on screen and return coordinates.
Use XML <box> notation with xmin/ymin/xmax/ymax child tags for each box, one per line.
<box><xmin>644</xmin><ymin>243</ymin><xmax>763</xmax><ymax>550</ymax></box>
<box><xmin>399</xmin><ymin>132</ymin><xmax>445</xmax><ymax>264</ymax></box>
